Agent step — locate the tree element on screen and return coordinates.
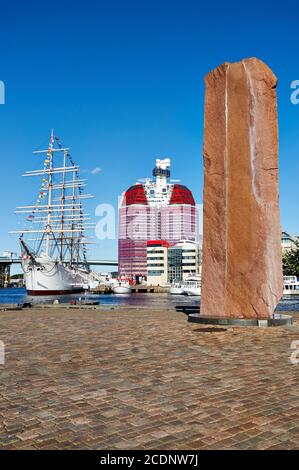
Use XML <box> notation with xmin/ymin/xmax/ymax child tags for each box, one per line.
<box><xmin>10</xmin><ymin>273</ymin><xmax>24</xmax><ymax>279</ymax></box>
<box><xmin>282</xmin><ymin>241</ymin><xmax>299</xmax><ymax>277</ymax></box>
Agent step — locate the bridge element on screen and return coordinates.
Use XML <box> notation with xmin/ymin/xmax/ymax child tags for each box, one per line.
<box><xmin>0</xmin><ymin>257</ymin><xmax>23</xmax><ymax>265</ymax></box>
<box><xmin>88</xmin><ymin>260</ymin><xmax>118</xmax><ymax>267</ymax></box>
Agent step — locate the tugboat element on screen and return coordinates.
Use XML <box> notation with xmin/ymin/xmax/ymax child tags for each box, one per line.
<box><xmin>10</xmin><ymin>131</ymin><xmax>96</xmax><ymax>295</ymax></box>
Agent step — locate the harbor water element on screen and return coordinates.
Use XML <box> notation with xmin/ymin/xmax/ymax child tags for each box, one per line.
<box><xmin>1</xmin><ymin>288</ymin><xmax>299</xmax><ymax>311</ymax></box>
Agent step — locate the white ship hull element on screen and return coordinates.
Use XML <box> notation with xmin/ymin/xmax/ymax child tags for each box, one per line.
<box><xmin>181</xmin><ymin>275</ymin><xmax>201</xmax><ymax>296</ymax></box>
<box><xmin>170</xmin><ymin>286</ymin><xmax>183</xmax><ymax>295</ymax></box>
<box><xmin>112</xmin><ymin>286</ymin><xmax>132</xmax><ymax>294</ymax></box>
<box><xmin>22</xmin><ymin>255</ymin><xmax>89</xmax><ymax>295</ymax></box>
<box><xmin>183</xmin><ymin>287</ymin><xmax>201</xmax><ymax>296</ymax></box>
<box><xmin>111</xmin><ymin>281</ymin><xmax>132</xmax><ymax>294</ymax></box>
<box><xmin>283</xmin><ymin>276</ymin><xmax>299</xmax><ymax>295</ymax></box>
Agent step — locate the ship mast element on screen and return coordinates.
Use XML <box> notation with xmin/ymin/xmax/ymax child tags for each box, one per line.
<box><xmin>10</xmin><ymin>130</ymin><xmax>95</xmax><ymax>267</ymax></box>
<box><xmin>59</xmin><ymin>148</ymin><xmax>67</xmax><ymax>261</ymax></box>
<box><xmin>70</xmin><ymin>163</ymin><xmax>76</xmax><ymax>266</ymax></box>
<box><xmin>45</xmin><ymin>129</ymin><xmax>54</xmax><ymax>257</ymax></box>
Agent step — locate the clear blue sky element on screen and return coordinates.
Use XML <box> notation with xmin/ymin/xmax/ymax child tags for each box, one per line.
<box><xmin>0</xmin><ymin>0</ymin><xmax>298</xmax><ymax>267</ymax></box>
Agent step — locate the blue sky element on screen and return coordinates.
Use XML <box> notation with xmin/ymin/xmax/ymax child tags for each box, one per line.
<box><xmin>0</xmin><ymin>0</ymin><xmax>298</xmax><ymax>268</ymax></box>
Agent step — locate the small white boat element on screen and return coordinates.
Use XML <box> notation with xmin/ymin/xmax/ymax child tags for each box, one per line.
<box><xmin>169</xmin><ymin>282</ymin><xmax>183</xmax><ymax>295</ymax></box>
<box><xmin>112</xmin><ymin>279</ymin><xmax>132</xmax><ymax>294</ymax></box>
<box><xmin>283</xmin><ymin>275</ymin><xmax>299</xmax><ymax>295</ymax></box>
<box><xmin>182</xmin><ymin>275</ymin><xmax>201</xmax><ymax>296</ymax></box>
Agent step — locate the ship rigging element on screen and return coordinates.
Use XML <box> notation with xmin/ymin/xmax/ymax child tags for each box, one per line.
<box><xmin>10</xmin><ymin>130</ymin><xmax>96</xmax><ymax>295</ymax></box>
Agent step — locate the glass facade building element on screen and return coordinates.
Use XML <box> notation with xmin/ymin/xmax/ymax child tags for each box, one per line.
<box><xmin>118</xmin><ymin>159</ymin><xmax>199</xmax><ymax>279</ymax></box>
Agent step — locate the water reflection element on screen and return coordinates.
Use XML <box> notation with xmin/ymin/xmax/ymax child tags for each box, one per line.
<box><xmin>1</xmin><ymin>287</ymin><xmax>299</xmax><ymax>311</ymax></box>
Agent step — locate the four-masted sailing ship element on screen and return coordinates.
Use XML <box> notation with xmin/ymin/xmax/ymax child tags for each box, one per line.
<box><xmin>10</xmin><ymin>131</ymin><xmax>95</xmax><ymax>295</ymax></box>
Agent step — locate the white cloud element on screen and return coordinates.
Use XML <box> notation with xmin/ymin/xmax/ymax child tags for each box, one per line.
<box><xmin>91</xmin><ymin>167</ymin><xmax>102</xmax><ymax>175</ymax></box>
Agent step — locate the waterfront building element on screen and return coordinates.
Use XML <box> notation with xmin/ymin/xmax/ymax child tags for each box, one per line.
<box><xmin>146</xmin><ymin>240</ymin><xmax>169</xmax><ymax>286</ymax></box>
<box><xmin>146</xmin><ymin>239</ymin><xmax>201</xmax><ymax>286</ymax></box>
<box><xmin>168</xmin><ymin>240</ymin><xmax>201</xmax><ymax>283</ymax></box>
<box><xmin>0</xmin><ymin>252</ymin><xmax>15</xmax><ymax>288</ymax></box>
<box><xmin>281</xmin><ymin>231</ymin><xmax>299</xmax><ymax>252</ymax></box>
<box><xmin>118</xmin><ymin>158</ymin><xmax>199</xmax><ymax>279</ymax></box>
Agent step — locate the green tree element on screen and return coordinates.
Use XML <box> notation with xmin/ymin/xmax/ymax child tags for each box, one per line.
<box><xmin>10</xmin><ymin>273</ymin><xmax>24</xmax><ymax>279</ymax></box>
<box><xmin>282</xmin><ymin>241</ymin><xmax>299</xmax><ymax>277</ymax></box>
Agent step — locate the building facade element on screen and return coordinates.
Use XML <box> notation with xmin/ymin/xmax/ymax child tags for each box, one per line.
<box><xmin>281</xmin><ymin>231</ymin><xmax>299</xmax><ymax>252</ymax></box>
<box><xmin>146</xmin><ymin>239</ymin><xmax>201</xmax><ymax>286</ymax></box>
<box><xmin>146</xmin><ymin>240</ymin><xmax>169</xmax><ymax>286</ymax></box>
<box><xmin>118</xmin><ymin>159</ymin><xmax>199</xmax><ymax>279</ymax></box>
<box><xmin>168</xmin><ymin>240</ymin><xmax>201</xmax><ymax>283</ymax></box>
<box><xmin>0</xmin><ymin>252</ymin><xmax>14</xmax><ymax>288</ymax></box>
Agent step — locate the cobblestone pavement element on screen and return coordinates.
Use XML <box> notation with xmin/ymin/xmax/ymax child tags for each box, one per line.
<box><xmin>0</xmin><ymin>306</ymin><xmax>298</xmax><ymax>450</ymax></box>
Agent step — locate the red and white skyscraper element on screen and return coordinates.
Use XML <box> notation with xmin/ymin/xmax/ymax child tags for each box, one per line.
<box><xmin>118</xmin><ymin>158</ymin><xmax>199</xmax><ymax>278</ymax></box>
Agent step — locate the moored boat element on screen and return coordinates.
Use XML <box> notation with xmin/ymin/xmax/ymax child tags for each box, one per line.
<box><xmin>283</xmin><ymin>275</ymin><xmax>299</xmax><ymax>295</ymax></box>
<box><xmin>169</xmin><ymin>282</ymin><xmax>183</xmax><ymax>295</ymax></box>
<box><xmin>182</xmin><ymin>274</ymin><xmax>201</xmax><ymax>296</ymax></box>
<box><xmin>112</xmin><ymin>279</ymin><xmax>132</xmax><ymax>294</ymax></box>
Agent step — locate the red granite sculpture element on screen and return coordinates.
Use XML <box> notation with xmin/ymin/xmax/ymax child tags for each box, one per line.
<box><xmin>201</xmin><ymin>58</ymin><xmax>283</xmax><ymax>319</ymax></box>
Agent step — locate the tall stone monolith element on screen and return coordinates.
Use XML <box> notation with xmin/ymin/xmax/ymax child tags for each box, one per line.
<box><xmin>201</xmin><ymin>58</ymin><xmax>283</xmax><ymax>319</ymax></box>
